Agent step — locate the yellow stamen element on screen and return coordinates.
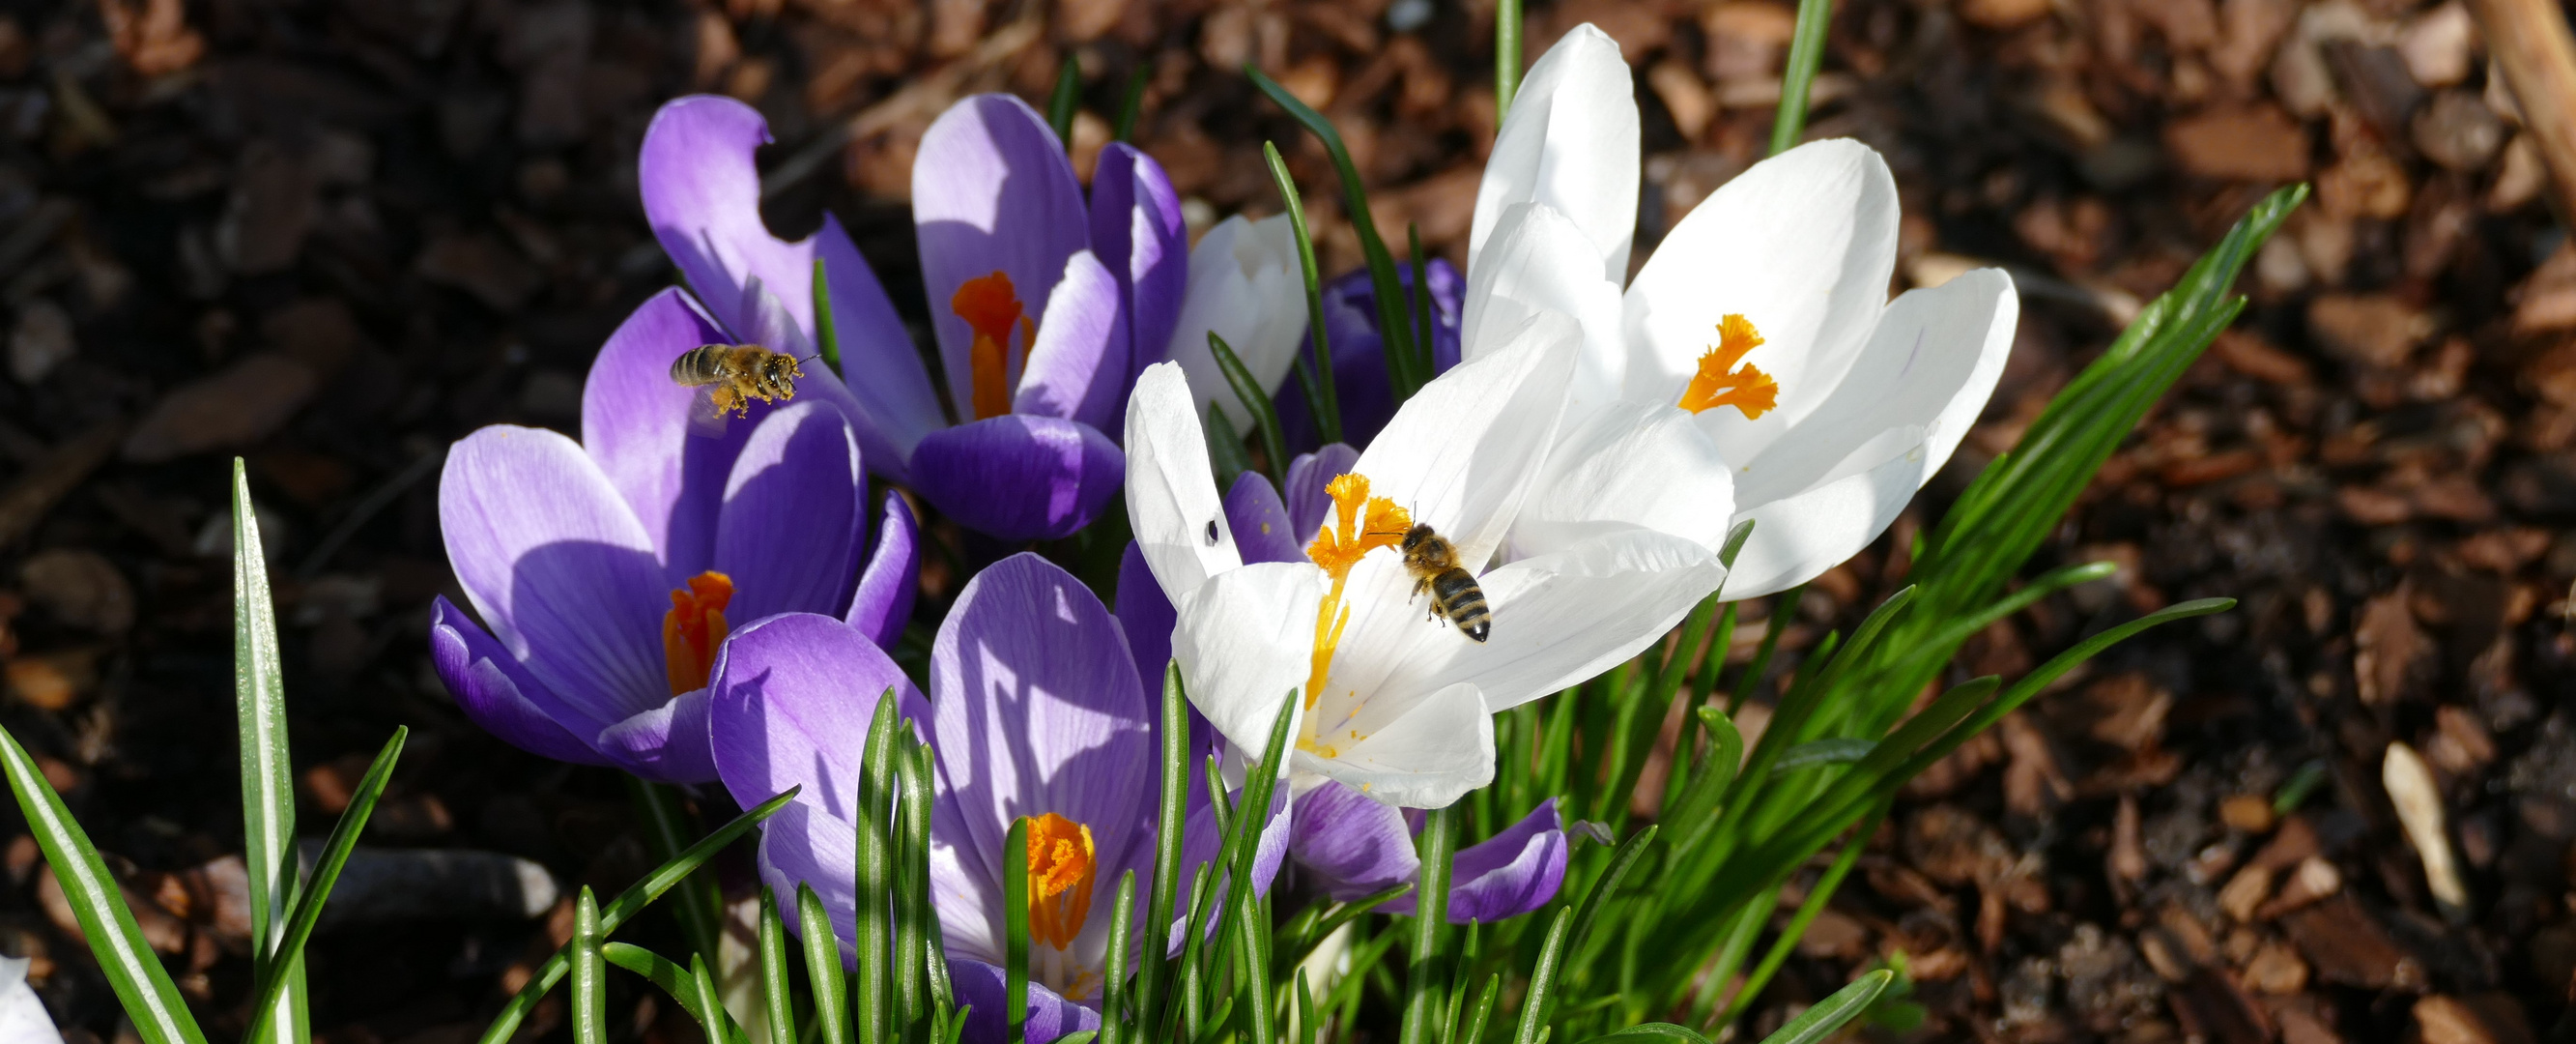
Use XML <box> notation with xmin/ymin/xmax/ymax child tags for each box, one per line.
<box><xmin>1677</xmin><ymin>314</ymin><xmax>1777</xmax><ymax>420</ymax></box>
<box><xmin>1023</xmin><ymin>812</ymin><xmax>1098</xmax><ymax>951</ymax></box>
<box><xmin>1300</xmin><ymin>473</ymin><xmax>1411</xmax><ymax>712</ymax></box>
<box><xmin>952</xmin><ymin>272</ymin><xmax>1031</xmax><ymax>420</ymax></box>
<box><xmin>660</xmin><ymin>571</ymin><xmax>734</xmax><ymax>696</ymax></box>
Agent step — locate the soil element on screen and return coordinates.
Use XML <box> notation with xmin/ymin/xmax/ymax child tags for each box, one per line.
<box><xmin>0</xmin><ymin>0</ymin><xmax>2566</xmax><ymax>1040</ymax></box>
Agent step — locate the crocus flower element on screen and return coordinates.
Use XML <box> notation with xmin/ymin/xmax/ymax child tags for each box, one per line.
<box><xmin>1124</xmin><ymin>309</ymin><xmax>1727</xmax><ymax>809</ymax></box>
<box><xmin>642</xmin><ymin>94</ymin><xmax>1188</xmax><ymax>541</ymax></box>
<box><xmin>0</xmin><ymin>956</ymin><xmax>59</xmax><ymax>1044</ymax></box>
<box><xmin>708</xmin><ymin>554</ymin><xmax>1282</xmax><ymax>1043</ymax></box>
<box><xmin>1274</xmin><ymin>260</ymin><xmax>1465</xmax><ymax>451</ymax></box>
<box><xmin>1208</xmin><ymin>467</ymin><xmax>1568</xmax><ymax>920</ymax></box>
<box><xmin>1461</xmin><ymin>24</ymin><xmax>2018</xmax><ymax>597</ymax></box>
<box><xmin>431</xmin><ymin>289</ymin><xmax>917</xmax><ymax>783</ymax></box>
<box><xmin>1163</xmin><ymin>215</ymin><xmax>1308</xmax><ymax>435</ymax></box>
<box><xmin>1289</xmin><ymin>782</ymin><xmax>1566</xmax><ymax>921</ymax></box>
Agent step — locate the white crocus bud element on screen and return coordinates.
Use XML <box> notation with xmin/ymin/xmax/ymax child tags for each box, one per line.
<box><xmin>1165</xmin><ymin>214</ymin><xmax>1306</xmax><ymax>432</ymax></box>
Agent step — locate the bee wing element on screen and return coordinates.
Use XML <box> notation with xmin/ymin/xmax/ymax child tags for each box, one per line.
<box><xmin>685</xmin><ymin>385</ymin><xmax>730</xmax><ymax>438</ymax></box>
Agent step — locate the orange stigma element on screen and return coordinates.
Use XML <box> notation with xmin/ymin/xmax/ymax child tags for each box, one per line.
<box><xmin>952</xmin><ymin>272</ymin><xmax>1034</xmax><ymax>420</ymax></box>
<box><xmin>1677</xmin><ymin>314</ymin><xmax>1777</xmax><ymax>420</ymax></box>
<box><xmin>1300</xmin><ymin>474</ymin><xmax>1412</xmax><ymax>712</ymax></box>
<box><xmin>1023</xmin><ymin>813</ymin><xmax>1098</xmax><ymax>951</ymax></box>
<box><xmin>661</xmin><ymin>571</ymin><xmax>734</xmax><ymax>696</ymax></box>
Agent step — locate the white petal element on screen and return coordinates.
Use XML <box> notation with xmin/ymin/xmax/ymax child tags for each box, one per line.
<box><xmin>1398</xmin><ymin>529</ymin><xmax>1726</xmax><ymax>711</ymax></box>
<box><xmin>1173</xmin><ymin>561</ymin><xmax>1326</xmax><ymax>776</ymax></box>
<box><xmin>1471</xmin><ymin>23</ymin><xmax>1640</xmax><ymax>284</ymax></box>
<box><xmin>1462</xmin><ymin>202</ymin><xmax>1628</xmax><ymax>408</ymax></box>
<box><xmin>0</xmin><ymin>957</ymin><xmax>59</xmax><ymax>1044</ymax></box>
<box><xmin>1508</xmin><ymin>398</ymin><xmax>1737</xmax><ymax>560</ymax></box>
<box><xmin>1165</xmin><ymin>215</ymin><xmax>1307</xmax><ymax>432</ymax></box>
<box><xmin>1352</xmin><ymin>308</ymin><xmax>1579</xmax><ymax>566</ymax></box>
<box><xmin>1125</xmin><ymin>362</ymin><xmax>1244</xmax><ymax>604</ymax></box>
<box><xmin>1292</xmin><ymin>681</ymin><xmax>1495</xmax><ymax>809</ymax></box>
<box><xmin>1737</xmin><ymin>268</ymin><xmax>2018</xmax><ymax>509</ymax></box>
<box><xmin>1622</xmin><ymin>139</ymin><xmax>1900</xmax><ymax>464</ymax></box>
<box><xmin>1722</xmin><ymin>443</ymin><xmax>1929</xmax><ymax>598</ymax></box>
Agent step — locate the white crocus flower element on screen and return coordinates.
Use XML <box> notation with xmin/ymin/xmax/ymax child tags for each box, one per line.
<box><xmin>1462</xmin><ymin>24</ymin><xmax>2020</xmax><ymax>598</ymax></box>
<box><xmin>1125</xmin><ymin>311</ymin><xmax>1727</xmax><ymax>809</ymax></box>
<box><xmin>1164</xmin><ymin>215</ymin><xmax>1307</xmax><ymax>433</ymax></box>
<box><xmin>0</xmin><ymin>956</ymin><xmax>61</xmax><ymax>1044</ymax></box>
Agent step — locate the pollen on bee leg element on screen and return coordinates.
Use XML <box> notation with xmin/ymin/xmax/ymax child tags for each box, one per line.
<box><xmin>1677</xmin><ymin>313</ymin><xmax>1778</xmax><ymax>420</ymax></box>
<box><xmin>661</xmin><ymin>571</ymin><xmax>734</xmax><ymax>695</ymax></box>
<box><xmin>951</xmin><ymin>272</ymin><xmax>1026</xmax><ymax>421</ymax></box>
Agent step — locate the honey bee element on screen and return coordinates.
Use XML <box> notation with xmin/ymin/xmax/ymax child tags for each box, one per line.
<box><xmin>1395</xmin><ymin>523</ymin><xmax>1490</xmax><ymax>643</ymax></box>
<box><xmin>670</xmin><ymin>344</ymin><xmax>813</xmax><ymax>430</ymax></box>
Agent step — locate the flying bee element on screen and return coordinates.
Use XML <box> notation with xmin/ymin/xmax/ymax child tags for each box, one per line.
<box><xmin>670</xmin><ymin>344</ymin><xmax>814</xmax><ymax>431</ymax></box>
<box><xmin>1394</xmin><ymin>523</ymin><xmax>1490</xmax><ymax>643</ymax></box>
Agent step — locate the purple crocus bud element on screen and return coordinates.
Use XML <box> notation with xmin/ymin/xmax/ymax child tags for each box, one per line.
<box><xmin>430</xmin><ymin>289</ymin><xmax>905</xmax><ymax>783</ymax></box>
<box><xmin>1275</xmin><ymin>259</ymin><xmax>1466</xmax><ymax>451</ymax></box>
<box><xmin>1281</xmin><ymin>443</ymin><xmax>1360</xmax><ymax>538</ymax></box>
<box><xmin>709</xmin><ymin>554</ymin><xmax>1283</xmax><ymax>1043</ymax></box>
<box><xmin>1288</xmin><ymin>779</ymin><xmax>1569</xmax><ymax>923</ymax></box>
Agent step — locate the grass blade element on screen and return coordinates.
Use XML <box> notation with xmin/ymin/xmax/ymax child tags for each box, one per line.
<box><xmin>1102</xmin><ymin>869</ymin><xmax>1137</xmax><ymax>1044</ymax></box>
<box><xmin>243</xmin><ymin>726</ymin><xmax>406</xmax><ymax>1043</ymax></box>
<box><xmin>1208</xmin><ymin>404</ymin><xmax>1253</xmax><ymax>488</ymax></box>
<box><xmin>758</xmin><ymin>886</ymin><xmax>793</xmax><ymax>1044</ymax></box>
<box><xmin>230</xmin><ymin>458</ymin><xmax>303</xmax><ymax>1044</ymax></box>
<box><xmin>854</xmin><ymin>688</ymin><xmax>901</xmax><ymax>1043</ymax></box>
<box><xmin>1048</xmin><ymin>54</ymin><xmax>1081</xmax><ymax>146</ymax></box>
<box><xmin>1751</xmin><ymin>970</ymin><xmax>1892</xmax><ymax>1044</ymax></box>
<box><xmin>813</xmin><ymin>257</ymin><xmax>842</xmax><ymax>374</ymax></box>
<box><xmin>896</xmin><ymin>733</ymin><xmax>938</xmax><ymax>1033</ymax></box>
<box><xmin>598</xmin><ymin>942</ymin><xmax>743</xmax><ymax>1043</ymax></box>
<box><xmin>800</xmin><ymin>883</ymin><xmax>853</xmax><ymax>1044</ymax></box>
<box><xmin>1768</xmin><ymin>0</ymin><xmax>1834</xmax><ymax>155</ymax></box>
<box><xmin>1496</xmin><ymin>0</ymin><xmax>1523</xmax><ymax>120</ymax></box>
<box><xmin>1244</xmin><ymin>66</ymin><xmax>1424</xmax><ymax>401</ymax></box>
<box><xmin>1396</xmin><ymin>806</ymin><xmax>1455</xmax><ymax>1044</ymax></box>
<box><xmin>1511</xmin><ymin>909</ymin><xmax>1573</xmax><ymax>1044</ymax></box>
<box><xmin>1207</xmin><ymin>332</ymin><xmax>1289</xmax><ymax>488</ymax></box>
<box><xmin>1005</xmin><ymin>816</ymin><xmax>1033</xmax><ymax>1044</ymax></box>
<box><xmin>1135</xmin><ymin>662</ymin><xmax>1190</xmax><ymax>1033</ymax></box>
<box><xmin>1261</xmin><ymin>141</ymin><xmax>1341</xmax><ymax>445</ymax></box>
<box><xmin>573</xmin><ymin>887</ymin><xmax>607</xmax><ymax>1044</ymax></box>
<box><xmin>1113</xmin><ymin>66</ymin><xmax>1149</xmax><ymax>141</ymax></box>
<box><xmin>628</xmin><ymin>777</ymin><xmax>725</xmax><ymax>962</ymax></box>
<box><xmin>691</xmin><ymin>953</ymin><xmax>744</xmax><ymax>1044</ymax></box>
<box><xmin>478</xmin><ymin>788</ymin><xmax>801</xmax><ymax>1044</ymax></box>
<box><xmin>0</xmin><ymin>724</ymin><xmax>206</xmax><ymax>1044</ymax></box>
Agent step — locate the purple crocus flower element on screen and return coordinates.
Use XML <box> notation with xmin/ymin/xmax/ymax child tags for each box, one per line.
<box><xmin>1211</xmin><ymin>471</ymin><xmax>1569</xmax><ymax>920</ymax></box>
<box><xmin>431</xmin><ymin>289</ymin><xmax>918</xmax><ymax>783</ymax></box>
<box><xmin>708</xmin><ymin>554</ymin><xmax>1281</xmax><ymax>1043</ymax></box>
<box><xmin>1275</xmin><ymin>260</ymin><xmax>1465</xmax><ymax>451</ymax></box>
<box><xmin>1288</xmin><ymin>783</ymin><xmax>1568</xmax><ymax>921</ymax></box>
<box><xmin>641</xmin><ymin>94</ymin><xmax>1183</xmax><ymax>542</ymax></box>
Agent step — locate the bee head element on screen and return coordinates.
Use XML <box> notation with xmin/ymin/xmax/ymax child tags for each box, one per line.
<box><xmin>1400</xmin><ymin>523</ymin><xmax>1434</xmax><ymax>551</ymax></box>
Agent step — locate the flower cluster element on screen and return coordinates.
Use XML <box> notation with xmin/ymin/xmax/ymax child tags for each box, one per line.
<box><xmin>425</xmin><ymin>22</ymin><xmax>2015</xmax><ymax>1042</ymax></box>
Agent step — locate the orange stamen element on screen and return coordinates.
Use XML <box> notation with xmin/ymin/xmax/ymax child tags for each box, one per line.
<box><xmin>1300</xmin><ymin>474</ymin><xmax>1412</xmax><ymax>711</ymax></box>
<box><xmin>1677</xmin><ymin>314</ymin><xmax>1778</xmax><ymax>420</ymax></box>
<box><xmin>1023</xmin><ymin>813</ymin><xmax>1098</xmax><ymax>950</ymax></box>
<box><xmin>660</xmin><ymin>571</ymin><xmax>734</xmax><ymax>696</ymax></box>
<box><xmin>951</xmin><ymin>272</ymin><xmax>1027</xmax><ymax>420</ymax></box>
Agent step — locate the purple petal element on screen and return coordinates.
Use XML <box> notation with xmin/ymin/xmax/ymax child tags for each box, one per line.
<box><xmin>1114</xmin><ymin>541</ymin><xmax>1175</xmax><ymax>699</ymax></box>
<box><xmin>1287</xmin><ymin>779</ymin><xmax>1418</xmax><ymax>899</ymax></box>
<box><xmin>948</xmin><ymin>960</ymin><xmax>1102</xmax><ymax>1044</ymax></box>
<box><xmin>594</xmin><ymin>687</ymin><xmax>718</xmax><ymax>783</ymax></box>
<box><xmin>914</xmin><ymin>95</ymin><xmax>1090</xmax><ymax>421</ymax></box>
<box><xmin>909</xmin><ymin>415</ymin><xmax>1124</xmax><ymax>542</ymax></box>
<box><xmin>428</xmin><ymin>596</ymin><xmax>615</xmax><ymax>766</ymax></box>
<box><xmin>639</xmin><ymin>96</ymin><xmax>941</xmax><ymax>473</ymax></box>
<box><xmin>1274</xmin><ymin>260</ymin><xmax>1464</xmax><ymax>450</ymax></box>
<box><xmin>1224</xmin><ymin>473</ymin><xmax>1304</xmax><ymax>566</ymax></box>
<box><xmin>1283</xmin><ymin>443</ymin><xmax>1360</xmax><ymax>538</ymax></box>
<box><xmin>1383</xmin><ymin>798</ymin><xmax>1568</xmax><ymax>922</ymax></box>
<box><xmin>929</xmin><ymin>553</ymin><xmax>1158</xmax><ymax>896</ymax></box>
<box><xmin>846</xmin><ymin>491</ymin><xmax>921</xmax><ymax>650</ymax></box>
<box><xmin>1012</xmin><ymin>250</ymin><xmax>1131</xmax><ymax>433</ymax></box>
<box><xmin>709</xmin><ymin>611</ymin><xmax>930</xmax><ymax>820</ymax></box>
<box><xmin>578</xmin><ymin>288</ymin><xmax>744</xmax><ymax>581</ymax></box>
<box><xmin>756</xmin><ymin>800</ymin><xmax>861</xmax><ymax>964</ymax></box>
<box><xmin>440</xmin><ymin>426</ymin><xmax>669</xmax><ymax>727</ymax></box>
<box><xmin>712</xmin><ymin>400</ymin><xmax>867</xmax><ymax>622</ymax></box>
<box><xmin>1089</xmin><ymin>143</ymin><xmax>1188</xmax><ymax>381</ymax></box>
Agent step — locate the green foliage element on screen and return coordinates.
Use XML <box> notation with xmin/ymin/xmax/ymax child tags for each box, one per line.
<box><xmin>232</xmin><ymin>458</ymin><xmax>304</xmax><ymax>1044</ymax></box>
